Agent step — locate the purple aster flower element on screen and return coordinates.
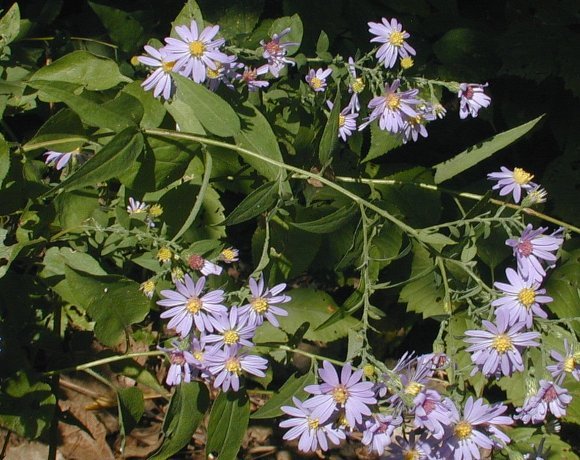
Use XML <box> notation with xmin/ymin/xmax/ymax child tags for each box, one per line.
<box><xmin>464</xmin><ymin>311</ymin><xmax>540</xmax><ymax>377</ymax></box>
<box><xmin>547</xmin><ymin>339</ymin><xmax>580</xmax><ymax>384</ymax></box>
<box><xmin>487</xmin><ymin>166</ymin><xmax>537</xmax><ymax>203</ymax></box>
<box><xmin>127</xmin><ymin>197</ymin><xmax>149</xmax><ymax>215</ymax></box>
<box><xmin>506</xmin><ymin>224</ymin><xmax>564</xmax><ymax>283</ymax></box>
<box><xmin>44</xmin><ymin>148</ymin><xmax>83</xmax><ymax>170</ymax></box>
<box><xmin>368</xmin><ymin>18</ymin><xmax>416</xmax><ymax>69</ymax></box>
<box><xmin>260</xmin><ymin>28</ymin><xmax>298</xmax><ymax>77</ymax></box>
<box><xmin>158</xmin><ymin>340</ymin><xmax>195</xmax><ymax>386</ymax></box>
<box><xmin>238</xmin><ymin>275</ymin><xmax>290</xmax><ymax>327</ymax></box>
<box><xmin>361</xmin><ymin>413</ymin><xmax>402</xmax><ymax>454</ymax></box>
<box><xmin>280</xmin><ymin>396</ymin><xmax>346</xmax><ymax>452</ymax></box>
<box><xmin>458</xmin><ymin>83</ymin><xmax>491</xmax><ymax>119</ymax></box>
<box><xmin>157</xmin><ymin>275</ymin><xmax>227</xmax><ymax>336</ymax></box>
<box><xmin>401</xmin><ymin>104</ymin><xmax>436</xmax><ymax>144</ymax></box>
<box><xmin>203</xmin><ymin>307</ymin><xmax>256</xmax><ymax>350</ymax></box>
<box><xmin>347</xmin><ymin>57</ymin><xmax>364</xmax><ymax>113</ymax></box>
<box><xmin>306</xmin><ymin>67</ymin><xmax>332</xmax><ymax>92</ymax></box>
<box><xmin>188</xmin><ymin>254</ymin><xmax>223</xmax><ymax>276</ymax></box>
<box><xmin>492</xmin><ymin>267</ymin><xmax>552</xmax><ymax>328</ymax></box>
<box><xmin>444</xmin><ymin>396</ymin><xmax>513</xmax><ymax>460</ymax></box>
<box><xmin>206</xmin><ymin>57</ymin><xmax>239</xmax><ymax>91</ymax></box>
<box><xmin>359</xmin><ymin>80</ymin><xmax>420</xmax><ymax>133</ymax></box>
<box><xmin>412</xmin><ymin>390</ymin><xmax>454</xmax><ymax>439</ymax></box>
<box><xmin>237</xmin><ymin>64</ymin><xmax>270</xmax><ymax>91</ymax></box>
<box><xmin>163</xmin><ymin>21</ymin><xmax>231</xmax><ymax>83</ymax></box>
<box><xmin>327</xmin><ymin>100</ymin><xmax>358</xmax><ymax>141</ymax></box>
<box><xmin>303</xmin><ymin>361</ymin><xmax>377</xmax><ymax>428</ymax></box>
<box><xmin>204</xmin><ymin>345</ymin><xmax>268</xmax><ymax>392</ymax></box>
<box><xmin>138</xmin><ymin>45</ymin><xmax>176</xmax><ymax>100</ymax></box>
<box><xmin>386</xmin><ymin>432</ymin><xmax>433</xmax><ymax>459</ymax></box>
<box><xmin>515</xmin><ymin>380</ymin><xmax>572</xmax><ymax>423</ymax></box>
<box><xmin>524</xmin><ymin>184</ymin><xmax>548</xmax><ymax>206</ymax></box>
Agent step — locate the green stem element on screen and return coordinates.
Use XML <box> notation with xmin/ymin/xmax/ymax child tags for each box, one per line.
<box><xmin>43</xmin><ymin>351</ymin><xmax>165</xmax><ymax>376</ymax></box>
<box><xmin>19</xmin><ymin>136</ymin><xmax>90</xmax><ymax>152</ymax></box>
<box><xmin>171</xmin><ymin>149</ymin><xmax>212</xmax><ymax>242</ymax></box>
<box><xmin>274</xmin><ymin>345</ymin><xmax>345</xmax><ymax>366</ymax></box>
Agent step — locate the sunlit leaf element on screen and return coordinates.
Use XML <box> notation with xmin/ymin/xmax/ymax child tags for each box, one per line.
<box><xmin>206</xmin><ymin>390</ymin><xmax>250</xmax><ymax>460</ymax></box>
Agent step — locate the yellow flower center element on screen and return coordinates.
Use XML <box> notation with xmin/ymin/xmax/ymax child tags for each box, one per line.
<box><xmin>162</xmin><ymin>60</ymin><xmax>176</xmax><ymax>73</ymax></box>
<box><xmin>363</xmin><ymin>364</ymin><xmax>375</xmax><ymax>377</ymax></box>
<box><xmin>513</xmin><ymin>167</ymin><xmax>534</xmax><ymax>185</ymax></box>
<box><xmin>351</xmin><ymin>77</ymin><xmax>365</xmax><ymax>93</ymax></box>
<box><xmin>206</xmin><ymin>64</ymin><xmax>221</xmax><ymax>79</ymax></box>
<box><xmin>148</xmin><ymin>204</ymin><xmax>163</xmax><ymax>217</ymax></box>
<box><xmin>225</xmin><ymin>357</ymin><xmax>242</xmax><ymax>374</ymax></box>
<box><xmin>193</xmin><ymin>351</ymin><xmax>203</xmax><ymax>361</ymax></box>
<box><xmin>221</xmin><ymin>248</ymin><xmax>236</xmax><ymax>261</ymax></box>
<box><xmin>386</xmin><ymin>93</ymin><xmax>400</xmax><ymax>110</ymax></box>
<box><xmin>251</xmin><ymin>298</ymin><xmax>269</xmax><ymax>313</ymax></box>
<box><xmin>400</xmin><ymin>56</ymin><xmax>414</xmax><ymax>69</ymax></box>
<box><xmin>186</xmin><ymin>297</ymin><xmax>203</xmax><ymax>314</ymax></box>
<box><xmin>140</xmin><ymin>280</ymin><xmax>155</xmax><ymax>295</ymax></box>
<box><xmin>454</xmin><ymin>420</ymin><xmax>473</xmax><ymax>440</ymax></box>
<box><xmin>157</xmin><ymin>247</ymin><xmax>172</xmax><ymax>263</ymax></box>
<box><xmin>307</xmin><ymin>417</ymin><xmax>319</xmax><ymax>430</ymax></box>
<box><xmin>564</xmin><ymin>356</ymin><xmax>576</xmax><ymax>373</ymax></box>
<box><xmin>404</xmin><ymin>381</ymin><xmax>424</xmax><ymax>396</ymax></box>
<box><xmin>403</xmin><ymin>450</ymin><xmax>421</xmax><ymax>460</ymax></box>
<box><xmin>310</xmin><ymin>77</ymin><xmax>323</xmax><ymax>90</ymax></box>
<box><xmin>338</xmin><ymin>114</ymin><xmax>346</xmax><ymax>127</ymax></box>
<box><xmin>389</xmin><ymin>30</ymin><xmax>405</xmax><ymax>47</ymax></box>
<box><xmin>332</xmin><ymin>385</ymin><xmax>349</xmax><ymax>405</ymax></box>
<box><xmin>492</xmin><ymin>334</ymin><xmax>513</xmax><ymax>354</ymax></box>
<box><xmin>189</xmin><ymin>40</ymin><xmax>205</xmax><ymax>57</ymax></box>
<box><xmin>518</xmin><ymin>287</ymin><xmax>536</xmax><ymax>308</ymax></box>
<box><xmin>171</xmin><ymin>268</ymin><xmax>184</xmax><ymax>282</ymax></box>
<box><xmin>223</xmin><ymin>329</ymin><xmax>240</xmax><ymax>345</ymax></box>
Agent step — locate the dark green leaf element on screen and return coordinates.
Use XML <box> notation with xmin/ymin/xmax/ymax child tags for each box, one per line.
<box><xmin>198</xmin><ymin>0</ymin><xmax>264</xmax><ymax>39</ymax></box>
<box><xmin>173</xmin><ymin>74</ymin><xmax>240</xmax><ymax>137</ymax></box>
<box><xmin>149</xmin><ymin>382</ymin><xmax>210</xmax><ymax>460</ymax></box>
<box><xmin>88</xmin><ymin>2</ymin><xmax>145</xmax><ymax>53</ymax></box>
<box><xmin>0</xmin><ymin>3</ymin><xmax>20</xmax><ymax>47</ymax></box>
<box><xmin>29</xmin><ymin>50</ymin><xmax>130</xmax><ymax>90</ymax></box>
<box><xmin>117</xmin><ymin>387</ymin><xmax>144</xmax><ymax>452</ymax></box>
<box><xmin>223</xmin><ymin>181</ymin><xmax>277</xmax><ymax>226</ymax></box>
<box><xmin>363</xmin><ymin>123</ymin><xmax>402</xmax><ymax>162</ymax></box>
<box><xmin>545</xmin><ymin>249</ymin><xmax>580</xmax><ymax>320</ymax></box>
<box><xmin>0</xmin><ymin>134</ymin><xmax>9</xmax><ymax>187</ymax></box>
<box><xmin>54</xmin><ymin>189</ymin><xmax>99</xmax><ymax>229</ymax></box>
<box><xmin>23</xmin><ymin>109</ymin><xmax>87</xmax><ymax>153</ymax></box>
<box><xmin>318</xmin><ymin>89</ymin><xmax>340</xmax><ymax>167</ymax></box>
<box><xmin>290</xmin><ymin>203</ymin><xmax>358</xmax><ymax>234</ymax></box>
<box><xmin>122</xmin><ymin>81</ymin><xmax>166</xmax><ymax>129</ymax></box>
<box><xmin>251</xmin><ymin>371</ymin><xmax>315</xmax><ymax>419</ymax></box>
<box><xmin>171</xmin><ymin>0</ymin><xmax>203</xmax><ymax>31</ymax></box>
<box><xmin>109</xmin><ymin>359</ymin><xmax>168</xmax><ymax>396</ymax></box>
<box><xmin>206</xmin><ymin>391</ymin><xmax>250</xmax><ymax>460</ymax></box>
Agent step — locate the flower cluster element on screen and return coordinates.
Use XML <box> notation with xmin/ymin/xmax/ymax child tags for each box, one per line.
<box><xmin>126</xmin><ymin>197</ymin><xmax>163</xmax><ymax>228</ymax></box>
<box><xmin>156</xmin><ymin>272</ymin><xmax>290</xmax><ymax>392</ymax></box>
<box><xmin>280</xmin><ymin>354</ymin><xmax>514</xmax><ymax>459</ymax></box>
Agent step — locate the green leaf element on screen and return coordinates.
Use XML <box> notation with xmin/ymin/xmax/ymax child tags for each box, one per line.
<box><xmin>545</xmin><ymin>249</ymin><xmax>580</xmax><ymax>320</ymax></box>
<box><xmin>316</xmin><ymin>30</ymin><xmax>329</xmax><ymax>54</ymax></box>
<box><xmin>290</xmin><ymin>203</ymin><xmax>358</xmax><ymax>234</ymax></box>
<box><xmin>23</xmin><ymin>109</ymin><xmax>87</xmax><ymax>153</ymax></box>
<box><xmin>415</xmin><ymin>231</ymin><xmax>456</xmax><ymax>247</ymax></box>
<box><xmin>47</xmin><ymin>127</ymin><xmax>144</xmax><ymax>195</ymax></box>
<box><xmin>171</xmin><ymin>0</ymin><xmax>203</xmax><ymax>31</ymax></box>
<box><xmin>399</xmin><ymin>243</ymin><xmax>447</xmax><ymax>318</ymax></box>
<box><xmin>149</xmin><ymin>382</ymin><xmax>209</xmax><ymax>460</ymax></box>
<box><xmin>433</xmin><ymin>115</ymin><xmax>544</xmax><ymax>183</ymax></box>
<box><xmin>166</xmin><ymin>98</ymin><xmax>206</xmax><ymax>135</ymax></box>
<box><xmin>88</xmin><ymin>2</ymin><xmax>145</xmax><ymax>53</ymax></box>
<box><xmin>206</xmin><ymin>391</ymin><xmax>250</xmax><ymax>460</ymax></box>
<box><xmin>0</xmin><ymin>134</ymin><xmax>9</xmax><ymax>187</ymax></box>
<box><xmin>122</xmin><ymin>81</ymin><xmax>166</xmax><ymax>129</ymax></box>
<box><xmin>29</xmin><ymin>51</ymin><xmax>130</xmax><ymax>90</ymax></box>
<box><xmin>28</xmin><ymin>80</ymin><xmax>136</xmax><ymax>132</ymax></box>
<box><xmin>268</xmin><ymin>15</ymin><xmax>302</xmax><ymax>55</ymax></box>
<box><xmin>198</xmin><ymin>0</ymin><xmax>264</xmax><ymax>39</ymax></box>
<box><xmin>0</xmin><ymin>229</ymin><xmax>43</xmax><ymax>279</ymax></box>
<box><xmin>318</xmin><ymin>89</ymin><xmax>340</xmax><ymax>167</ymax></box>
<box><xmin>173</xmin><ymin>74</ymin><xmax>240</xmax><ymax>137</ymax></box>
<box><xmin>117</xmin><ymin>387</ymin><xmax>144</xmax><ymax>452</ymax></box>
<box><xmin>0</xmin><ymin>371</ymin><xmax>56</xmax><ymax>439</ymax></box>
<box><xmin>0</xmin><ymin>3</ymin><xmax>20</xmax><ymax>47</ymax></box>
<box><xmin>234</xmin><ymin>102</ymin><xmax>286</xmax><ymax>182</ymax></box>
<box><xmin>109</xmin><ymin>359</ymin><xmax>168</xmax><ymax>396</ymax></box>
<box><xmin>363</xmin><ymin>123</ymin><xmax>402</xmax><ymax>162</ymax></box>
<box><xmin>63</xmin><ymin>266</ymin><xmax>150</xmax><ymax>347</ymax></box>
<box><xmin>510</xmin><ymin>427</ymin><xmax>579</xmax><ymax>460</ymax></box>
<box><xmin>251</xmin><ymin>371</ymin><xmax>315</xmax><ymax>419</ymax></box>
<box><xmin>223</xmin><ymin>181</ymin><xmax>278</xmax><ymax>226</ymax></box>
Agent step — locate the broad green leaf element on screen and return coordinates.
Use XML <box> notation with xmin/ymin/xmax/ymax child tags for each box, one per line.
<box><xmin>223</xmin><ymin>181</ymin><xmax>278</xmax><ymax>226</ymax></box>
<box><xmin>117</xmin><ymin>387</ymin><xmax>144</xmax><ymax>452</ymax></box>
<box><xmin>433</xmin><ymin>115</ymin><xmax>544</xmax><ymax>183</ymax></box>
<box><xmin>268</xmin><ymin>15</ymin><xmax>302</xmax><ymax>55</ymax></box>
<box><xmin>89</xmin><ymin>2</ymin><xmax>145</xmax><ymax>53</ymax></box>
<box><xmin>363</xmin><ymin>123</ymin><xmax>402</xmax><ymax>162</ymax></box>
<box><xmin>206</xmin><ymin>391</ymin><xmax>250</xmax><ymax>460</ymax></box>
<box><xmin>23</xmin><ymin>109</ymin><xmax>87</xmax><ymax>153</ymax></box>
<box><xmin>510</xmin><ymin>427</ymin><xmax>579</xmax><ymax>460</ymax></box>
<box><xmin>46</xmin><ymin>127</ymin><xmax>144</xmax><ymax>195</ymax></box>
<box><xmin>122</xmin><ymin>81</ymin><xmax>166</xmax><ymax>129</ymax></box>
<box><xmin>290</xmin><ymin>203</ymin><xmax>358</xmax><ymax>234</ymax></box>
<box><xmin>198</xmin><ymin>0</ymin><xmax>264</xmax><ymax>39</ymax></box>
<box><xmin>28</xmin><ymin>80</ymin><xmax>136</xmax><ymax>132</ymax></box>
<box><xmin>0</xmin><ymin>134</ymin><xmax>9</xmax><ymax>187</ymax></box>
<box><xmin>251</xmin><ymin>370</ymin><xmax>315</xmax><ymax>419</ymax></box>
<box><xmin>109</xmin><ymin>359</ymin><xmax>168</xmax><ymax>396</ymax></box>
<box><xmin>476</xmin><ymin>225</ymin><xmax>511</xmax><ymax>270</ymax></box>
<box><xmin>173</xmin><ymin>74</ymin><xmax>240</xmax><ymax>137</ymax></box>
<box><xmin>399</xmin><ymin>243</ymin><xmax>447</xmax><ymax>318</ymax></box>
<box><xmin>0</xmin><ymin>3</ymin><xmax>20</xmax><ymax>47</ymax></box>
<box><xmin>165</xmin><ymin>98</ymin><xmax>206</xmax><ymax>135</ymax></box>
<box><xmin>0</xmin><ymin>371</ymin><xmax>56</xmax><ymax>439</ymax></box>
<box><xmin>30</xmin><ymin>50</ymin><xmax>130</xmax><ymax>90</ymax></box>
<box><xmin>102</xmin><ymin>91</ymin><xmax>144</xmax><ymax>127</ymax></box>
<box><xmin>64</xmin><ymin>266</ymin><xmax>150</xmax><ymax>347</ymax></box>
<box><xmin>149</xmin><ymin>382</ymin><xmax>209</xmax><ymax>460</ymax></box>
<box><xmin>54</xmin><ymin>189</ymin><xmax>99</xmax><ymax>229</ymax></box>
<box><xmin>171</xmin><ymin>0</ymin><xmax>203</xmax><ymax>31</ymax></box>
<box><xmin>545</xmin><ymin>249</ymin><xmax>580</xmax><ymax>320</ymax></box>
<box><xmin>0</xmin><ymin>229</ymin><xmax>43</xmax><ymax>279</ymax></box>
<box><xmin>234</xmin><ymin>102</ymin><xmax>287</xmax><ymax>182</ymax></box>
<box><xmin>318</xmin><ymin>89</ymin><xmax>341</xmax><ymax>167</ymax></box>
<box><xmin>564</xmin><ymin>380</ymin><xmax>580</xmax><ymax>426</ymax></box>
<box><xmin>316</xmin><ymin>30</ymin><xmax>329</xmax><ymax>54</ymax></box>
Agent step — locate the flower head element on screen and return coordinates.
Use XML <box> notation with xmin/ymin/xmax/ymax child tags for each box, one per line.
<box><xmin>368</xmin><ymin>18</ymin><xmax>416</xmax><ymax>69</ymax></box>
<box><xmin>159</xmin><ymin>340</ymin><xmax>195</xmax><ymax>386</ymax></box>
<box><xmin>487</xmin><ymin>166</ymin><xmax>537</xmax><ymax>203</ymax></box>
<box><xmin>464</xmin><ymin>311</ymin><xmax>540</xmax><ymax>377</ymax></box>
<box><xmin>157</xmin><ymin>274</ymin><xmax>227</xmax><ymax>336</ymax></box>
<box><xmin>140</xmin><ymin>279</ymin><xmax>156</xmax><ymax>299</ymax></box>
<box><xmin>157</xmin><ymin>247</ymin><xmax>173</xmax><ymax>263</ymax></box>
<box><xmin>347</xmin><ymin>57</ymin><xmax>364</xmax><ymax>112</ymax></box>
<box><xmin>127</xmin><ymin>197</ymin><xmax>149</xmax><ymax>215</ymax></box>
<box><xmin>238</xmin><ymin>275</ymin><xmax>290</xmax><ymax>327</ymax></box>
<box><xmin>260</xmin><ymin>28</ymin><xmax>298</xmax><ymax>77</ymax></box>
<box><xmin>547</xmin><ymin>339</ymin><xmax>580</xmax><ymax>384</ymax></box>
<box><xmin>327</xmin><ymin>100</ymin><xmax>358</xmax><ymax>141</ymax></box>
<box><xmin>412</xmin><ymin>390</ymin><xmax>454</xmax><ymax>439</ymax></box>
<box><xmin>205</xmin><ymin>57</ymin><xmax>239</xmax><ymax>91</ymax></box>
<box><xmin>204</xmin><ymin>345</ymin><xmax>268</xmax><ymax>392</ymax></box>
<box><xmin>361</xmin><ymin>413</ymin><xmax>402</xmax><ymax>454</ymax></box>
<box><xmin>515</xmin><ymin>380</ymin><xmax>572</xmax><ymax>423</ymax></box>
<box><xmin>219</xmin><ymin>247</ymin><xmax>239</xmax><ymax>263</ymax></box>
<box><xmin>401</xmin><ymin>104</ymin><xmax>436</xmax><ymax>144</ymax></box>
<box><xmin>492</xmin><ymin>267</ymin><xmax>552</xmax><ymax>328</ymax></box>
<box><xmin>303</xmin><ymin>361</ymin><xmax>377</xmax><ymax>428</ymax></box>
<box><xmin>44</xmin><ymin>148</ymin><xmax>83</xmax><ymax>170</ymax></box>
<box><xmin>188</xmin><ymin>254</ymin><xmax>223</xmax><ymax>276</ymax></box>
<box><xmin>237</xmin><ymin>64</ymin><xmax>270</xmax><ymax>91</ymax></box>
<box><xmin>386</xmin><ymin>433</ymin><xmax>433</xmax><ymax>460</ymax></box>
<box><xmin>458</xmin><ymin>83</ymin><xmax>491</xmax><ymax>119</ymax></box>
<box><xmin>204</xmin><ymin>307</ymin><xmax>256</xmax><ymax>350</ymax></box>
<box><xmin>506</xmin><ymin>224</ymin><xmax>564</xmax><ymax>283</ymax></box>
<box><xmin>306</xmin><ymin>68</ymin><xmax>332</xmax><ymax>92</ymax></box>
<box><xmin>138</xmin><ymin>45</ymin><xmax>176</xmax><ymax>100</ymax></box>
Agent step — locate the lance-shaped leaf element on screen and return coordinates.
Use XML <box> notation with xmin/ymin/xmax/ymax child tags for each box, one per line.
<box><xmin>290</xmin><ymin>203</ymin><xmax>358</xmax><ymax>234</ymax></box>
<box><xmin>206</xmin><ymin>391</ymin><xmax>250</xmax><ymax>460</ymax></box>
<box><xmin>173</xmin><ymin>74</ymin><xmax>240</xmax><ymax>137</ymax></box>
<box><xmin>318</xmin><ymin>89</ymin><xmax>341</xmax><ymax>167</ymax></box>
<box><xmin>433</xmin><ymin>115</ymin><xmax>544</xmax><ymax>183</ymax></box>
<box><xmin>223</xmin><ymin>181</ymin><xmax>278</xmax><ymax>226</ymax></box>
<box><xmin>252</xmin><ymin>370</ymin><xmax>315</xmax><ymax>419</ymax></box>
<box><xmin>117</xmin><ymin>387</ymin><xmax>144</xmax><ymax>453</ymax></box>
